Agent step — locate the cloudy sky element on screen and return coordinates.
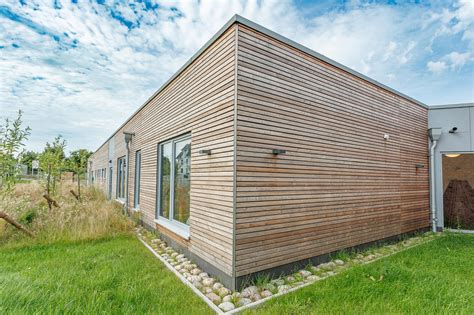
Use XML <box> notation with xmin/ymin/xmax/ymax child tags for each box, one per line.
<box><xmin>1</xmin><ymin>0</ymin><xmax>473</xmax><ymax>152</ymax></box>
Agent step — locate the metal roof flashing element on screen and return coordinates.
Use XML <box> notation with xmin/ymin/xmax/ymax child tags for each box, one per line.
<box><xmin>92</xmin><ymin>14</ymin><xmax>427</xmax><ymax>154</ymax></box>
<box><xmin>429</xmin><ymin>103</ymin><xmax>474</xmax><ymax>110</ymax></box>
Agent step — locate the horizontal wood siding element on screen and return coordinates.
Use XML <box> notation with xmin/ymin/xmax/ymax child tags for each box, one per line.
<box><xmin>235</xmin><ymin>25</ymin><xmax>429</xmax><ymax>276</ymax></box>
<box><xmin>399</xmin><ymin>100</ymin><xmax>430</xmax><ymax>232</ymax></box>
<box><xmin>89</xmin><ymin>142</ymin><xmax>109</xmax><ymax>192</ymax></box>
<box><xmin>89</xmin><ymin>26</ymin><xmax>236</xmax><ymax>276</ymax></box>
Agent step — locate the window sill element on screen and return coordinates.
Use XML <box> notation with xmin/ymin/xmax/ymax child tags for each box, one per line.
<box><xmin>154</xmin><ymin>218</ymin><xmax>190</xmax><ymax>240</ymax></box>
<box><xmin>132</xmin><ymin>206</ymin><xmax>140</xmax><ymax>212</ymax></box>
<box><xmin>115</xmin><ymin>198</ymin><xmax>125</xmax><ymax>205</ymax></box>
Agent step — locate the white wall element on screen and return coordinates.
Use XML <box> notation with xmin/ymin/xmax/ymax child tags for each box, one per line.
<box><xmin>428</xmin><ymin>103</ymin><xmax>474</xmax><ymax>229</ymax></box>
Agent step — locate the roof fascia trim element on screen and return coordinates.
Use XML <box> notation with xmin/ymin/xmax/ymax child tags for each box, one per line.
<box><xmin>429</xmin><ymin>103</ymin><xmax>474</xmax><ymax>110</ymax></box>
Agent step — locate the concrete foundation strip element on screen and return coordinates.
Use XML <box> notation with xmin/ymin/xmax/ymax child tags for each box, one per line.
<box><xmin>139</xmin><ymin>234</ymin><xmax>440</xmax><ymax>314</ymax></box>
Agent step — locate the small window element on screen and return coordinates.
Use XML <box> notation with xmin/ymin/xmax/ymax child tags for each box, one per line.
<box><xmin>134</xmin><ymin>150</ymin><xmax>141</xmax><ymax>209</ymax></box>
<box><xmin>157</xmin><ymin>134</ymin><xmax>191</xmax><ymax>229</ymax></box>
<box><xmin>117</xmin><ymin>156</ymin><xmax>126</xmax><ymax>199</ymax></box>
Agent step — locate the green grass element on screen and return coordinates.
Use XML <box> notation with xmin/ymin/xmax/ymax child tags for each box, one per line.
<box><xmin>248</xmin><ymin>233</ymin><xmax>474</xmax><ymax>314</ymax></box>
<box><xmin>1</xmin><ymin>232</ymin><xmax>472</xmax><ymax>314</ymax></box>
<box><xmin>0</xmin><ymin>235</ymin><xmax>212</xmax><ymax>315</ymax></box>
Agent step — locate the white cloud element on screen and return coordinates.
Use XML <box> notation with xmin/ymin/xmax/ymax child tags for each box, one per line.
<box><xmin>426</xmin><ymin>0</ymin><xmax>474</xmax><ymax>49</ymax></box>
<box><xmin>445</xmin><ymin>51</ymin><xmax>471</xmax><ymax>69</ymax></box>
<box><xmin>427</xmin><ymin>60</ymin><xmax>448</xmax><ymax>74</ymax></box>
<box><xmin>427</xmin><ymin>51</ymin><xmax>472</xmax><ymax>73</ymax></box>
<box><xmin>0</xmin><ymin>0</ymin><xmax>472</xmax><ymax>152</ymax></box>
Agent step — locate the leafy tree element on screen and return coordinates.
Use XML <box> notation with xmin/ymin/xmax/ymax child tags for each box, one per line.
<box><xmin>67</xmin><ymin>149</ymin><xmax>92</xmax><ymax>200</ymax></box>
<box><xmin>0</xmin><ymin>110</ymin><xmax>31</xmax><ymax>199</ymax></box>
<box><xmin>39</xmin><ymin>136</ymin><xmax>66</xmax><ymax>201</ymax></box>
<box><xmin>0</xmin><ymin>110</ymin><xmax>34</xmax><ymax>237</ymax></box>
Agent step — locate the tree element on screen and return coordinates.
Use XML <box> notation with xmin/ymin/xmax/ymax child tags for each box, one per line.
<box><xmin>0</xmin><ymin>110</ymin><xmax>31</xmax><ymax>199</ymax></box>
<box><xmin>39</xmin><ymin>136</ymin><xmax>66</xmax><ymax>202</ymax></box>
<box><xmin>67</xmin><ymin>149</ymin><xmax>92</xmax><ymax>200</ymax></box>
<box><xmin>0</xmin><ymin>110</ymin><xmax>34</xmax><ymax>237</ymax></box>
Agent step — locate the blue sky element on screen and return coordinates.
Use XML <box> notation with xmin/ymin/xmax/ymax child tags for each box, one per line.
<box><xmin>0</xmin><ymin>0</ymin><xmax>473</xmax><ymax>152</ymax></box>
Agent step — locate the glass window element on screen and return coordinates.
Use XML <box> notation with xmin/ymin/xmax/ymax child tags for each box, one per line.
<box><xmin>117</xmin><ymin>156</ymin><xmax>126</xmax><ymax>199</ymax></box>
<box><xmin>134</xmin><ymin>150</ymin><xmax>141</xmax><ymax>209</ymax></box>
<box><xmin>157</xmin><ymin>134</ymin><xmax>191</xmax><ymax>227</ymax></box>
<box><xmin>159</xmin><ymin>142</ymin><xmax>172</xmax><ymax>218</ymax></box>
<box><xmin>173</xmin><ymin>138</ymin><xmax>191</xmax><ymax>224</ymax></box>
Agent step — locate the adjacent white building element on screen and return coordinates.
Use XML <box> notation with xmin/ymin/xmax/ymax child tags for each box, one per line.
<box><xmin>428</xmin><ymin>103</ymin><xmax>474</xmax><ymax>231</ymax></box>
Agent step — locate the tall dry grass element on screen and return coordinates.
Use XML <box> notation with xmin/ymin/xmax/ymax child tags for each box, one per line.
<box><xmin>0</xmin><ymin>181</ymin><xmax>133</xmax><ymax>246</ymax></box>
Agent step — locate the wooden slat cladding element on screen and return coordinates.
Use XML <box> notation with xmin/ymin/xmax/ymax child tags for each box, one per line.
<box><xmin>88</xmin><ymin>142</ymin><xmax>109</xmax><ymax>192</ymax></box>
<box><xmin>399</xmin><ymin>100</ymin><xmax>430</xmax><ymax>233</ymax></box>
<box><xmin>89</xmin><ymin>26</ymin><xmax>237</xmax><ymax>276</ymax></box>
<box><xmin>89</xmin><ymin>19</ymin><xmax>429</xmax><ymax>281</ymax></box>
<box><xmin>235</xmin><ymin>25</ymin><xmax>429</xmax><ymax>276</ymax></box>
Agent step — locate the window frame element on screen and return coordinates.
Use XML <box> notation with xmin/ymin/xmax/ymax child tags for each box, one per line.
<box><xmin>134</xmin><ymin>150</ymin><xmax>141</xmax><ymax>210</ymax></box>
<box><xmin>156</xmin><ymin>133</ymin><xmax>191</xmax><ymax>239</ymax></box>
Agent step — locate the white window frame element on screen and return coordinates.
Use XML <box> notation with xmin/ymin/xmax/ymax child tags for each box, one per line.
<box><xmin>156</xmin><ymin>133</ymin><xmax>191</xmax><ymax>239</ymax></box>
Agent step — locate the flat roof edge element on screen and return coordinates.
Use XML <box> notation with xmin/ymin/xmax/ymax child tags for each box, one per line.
<box><xmin>429</xmin><ymin>102</ymin><xmax>474</xmax><ymax>110</ymax></box>
<box><xmin>92</xmin><ymin>14</ymin><xmax>428</xmax><ymax>154</ymax></box>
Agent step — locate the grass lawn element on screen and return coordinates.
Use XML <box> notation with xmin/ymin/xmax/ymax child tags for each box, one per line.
<box><xmin>247</xmin><ymin>233</ymin><xmax>474</xmax><ymax>314</ymax></box>
<box><xmin>0</xmin><ymin>235</ymin><xmax>212</xmax><ymax>315</ymax></box>
<box><xmin>1</xmin><ymin>233</ymin><xmax>472</xmax><ymax>314</ymax></box>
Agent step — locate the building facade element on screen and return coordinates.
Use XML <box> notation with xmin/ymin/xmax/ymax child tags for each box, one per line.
<box><xmin>88</xmin><ymin>15</ymin><xmax>431</xmax><ymax>289</ymax></box>
<box><xmin>428</xmin><ymin>103</ymin><xmax>474</xmax><ymax>231</ymax></box>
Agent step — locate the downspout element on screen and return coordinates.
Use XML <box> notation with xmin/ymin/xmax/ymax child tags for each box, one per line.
<box><xmin>124</xmin><ymin>132</ymin><xmax>135</xmax><ymax>215</ymax></box>
<box><xmin>428</xmin><ymin>128</ymin><xmax>442</xmax><ymax>233</ymax></box>
<box><xmin>429</xmin><ymin>140</ymin><xmax>438</xmax><ymax>233</ymax></box>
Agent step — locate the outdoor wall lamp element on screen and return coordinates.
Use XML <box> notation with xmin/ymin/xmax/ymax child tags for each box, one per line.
<box><xmin>449</xmin><ymin>127</ymin><xmax>458</xmax><ymax>133</ymax></box>
<box><xmin>383</xmin><ymin>133</ymin><xmax>390</xmax><ymax>140</ymax></box>
<box><xmin>272</xmin><ymin>149</ymin><xmax>286</xmax><ymax>155</ymax></box>
<box><xmin>199</xmin><ymin>149</ymin><xmax>212</xmax><ymax>155</ymax></box>
<box><xmin>415</xmin><ymin>164</ymin><xmax>425</xmax><ymax>169</ymax></box>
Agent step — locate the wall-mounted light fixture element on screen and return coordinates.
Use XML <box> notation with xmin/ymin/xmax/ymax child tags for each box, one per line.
<box><xmin>449</xmin><ymin>127</ymin><xmax>458</xmax><ymax>133</ymax></box>
<box><xmin>272</xmin><ymin>149</ymin><xmax>286</xmax><ymax>155</ymax></box>
<box><xmin>415</xmin><ymin>163</ymin><xmax>425</xmax><ymax>169</ymax></box>
<box><xmin>383</xmin><ymin>134</ymin><xmax>390</xmax><ymax>140</ymax></box>
<box><xmin>445</xmin><ymin>154</ymin><xmax>461</xmax><ymax>158</ymax></box>
<box><xmin>199</xmin><ymin>149</ymin><xmax>212</xmax><ymax>155</ymax></box>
